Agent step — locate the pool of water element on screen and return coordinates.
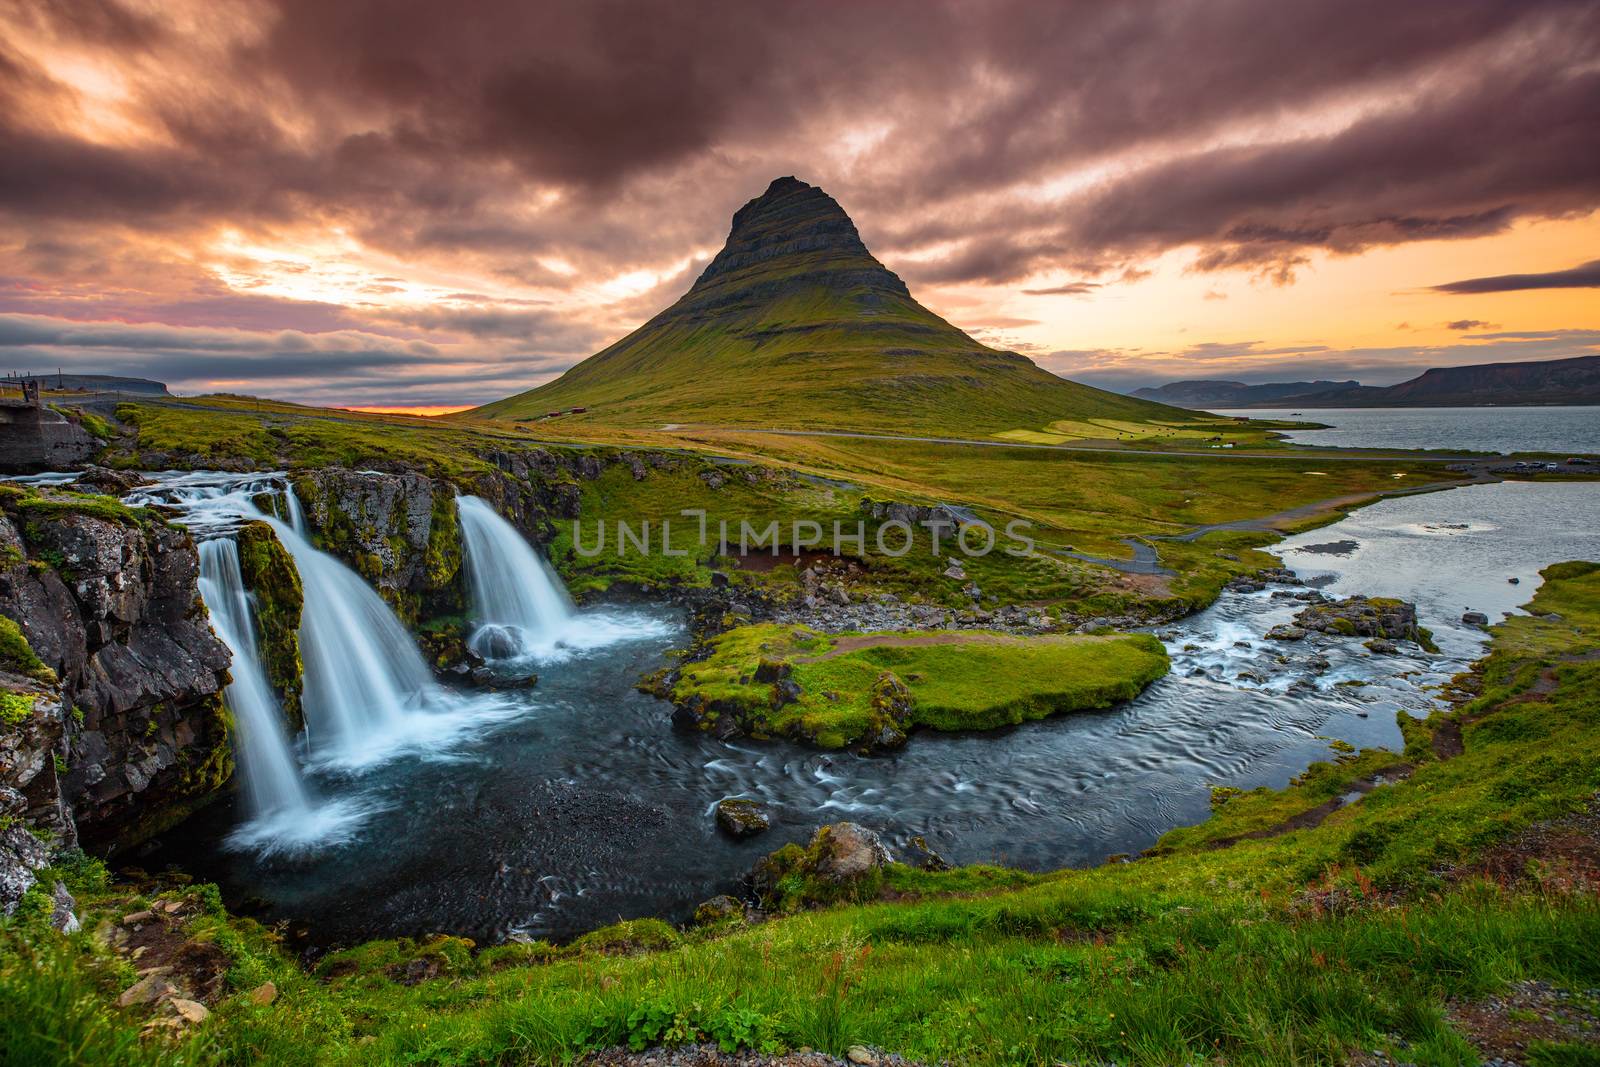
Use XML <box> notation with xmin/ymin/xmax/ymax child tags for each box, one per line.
<box><xmin>143</xmin><ymin>480</ymin><xmax>1600</xmax><ymax>948</ymax></box>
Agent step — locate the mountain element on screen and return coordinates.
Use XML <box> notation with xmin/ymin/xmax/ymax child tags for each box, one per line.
<box><xmin>1297</xmin><ymin>355</ymin><xmax>1600</xmax><ymax>407</ymax></box>
<box><xmin>1144</xmin><ymin>355</ymin><xmax>1600</xmax><ymax>409</ymax></box>
<box><xmin>1131</xmin><ymin>379</ymin><xmax>1362</xmax><ymax>407</ymax></box>
<box><xmin>471</xmin><ymin>177</ymin><xmax>1185</xmax><ymax>434</ymax></box>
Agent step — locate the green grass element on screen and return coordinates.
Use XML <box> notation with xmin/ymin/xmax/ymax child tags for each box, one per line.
<box><xmin>2</xmin><ymin>562</ymin><xmax>1599</xmax><ymax>1064</ymax></box>
<box><xmin>669</xmin><ymin>624</ymin><xmax>1170</xmax><ymax>748</ymax></box>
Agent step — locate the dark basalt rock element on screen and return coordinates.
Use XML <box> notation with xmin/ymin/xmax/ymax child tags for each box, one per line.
<box><xmin>1293</xmin><ymin>595</ymin><xmax>1432</xmax><ymax>648</ymax></box>
<box><xmin>0</xmin><ymin>500</ymin><xmax>232</xmax><ymax>850</ymax></box>
<box><xmin>715</xmin><ymin>798</ymin><xmax>770</xmax><ymax>839</ymax></box>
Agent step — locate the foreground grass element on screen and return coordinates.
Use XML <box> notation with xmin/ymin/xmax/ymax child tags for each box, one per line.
<box><xmin>4</xmin><ymin>563</ymin><xmax>1598</xmax><ymax>1064</ymax></box>
<box><xmin>667</xmin><ymin>624</ymin><xmax>1170</xmax><ymax>748</ymax></box>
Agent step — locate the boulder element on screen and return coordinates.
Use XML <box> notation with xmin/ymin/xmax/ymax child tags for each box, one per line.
<box><xmin>811</xmin><ymin>822</ymin><xmax>892</xmax><ymax>883</ymax></box>
<box><xmin>1265</xmin><ymin>624</ymin><xmax>1307</xmax><ymax>642</ymax></box>
<box><xmin>748</xmin><ymin>821</ymin><xmax>893</xmax><ymax>909</ymax></box>
<box><xmin>715</xmin><ymin>798</ymin><xmax>770</xmax><ymax>839</ymax></box>
<box><xmin>1463</xmin><ymin>611</ymin><xmax>1490</xmax><ymax>626</ymax></box>
<box><xmin>904</xmin><ymin>834</ymin><xmax>950</xmax><ymax>871</ymax></box>
<box><xmin>692</xmin><ymin>895</ymin><xmax>744</xmax><ymax>926</ymax></box>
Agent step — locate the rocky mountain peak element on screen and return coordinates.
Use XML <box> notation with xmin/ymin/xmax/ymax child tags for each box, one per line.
<box><xmin>684</xmin><ymin>175</ymin><xmax>909</xmax><ymax>308</ymax></box>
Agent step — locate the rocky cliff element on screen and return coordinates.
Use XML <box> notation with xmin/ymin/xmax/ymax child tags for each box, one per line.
<box><xmin>0</xmin><ymin>487</ymin><xmax>232</xmax><ymax>852</ymax></box>
<box><xmin>288</xmin><ymin>447</ymin><xmax>618</xmax><ymax>624</ymax></box>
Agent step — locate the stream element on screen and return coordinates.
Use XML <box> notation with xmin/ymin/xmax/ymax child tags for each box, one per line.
<box><xmin>128</xmin><ymin>474</ymin><xmax>1600</xmax><ymax>948</ymax></box>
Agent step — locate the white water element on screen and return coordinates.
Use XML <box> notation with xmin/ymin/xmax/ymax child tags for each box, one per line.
<box><xmin>198</xmin><ymin>538</ymin><xmax>310</xmax><ymax>818</ymax></box>
<box><xmin>196</xmin><ymin>536</ymin><xmax>372</xmax><ymax>855</ymax></box>
<box><xmin>259</xmin><ymin>512</ymin><xmax>526</xmax><ymax>771</ymax></box>
<box><xmin>457</xmin><ymin>494</ymin><xmax>673</xmax><ymax>662</ymax></box>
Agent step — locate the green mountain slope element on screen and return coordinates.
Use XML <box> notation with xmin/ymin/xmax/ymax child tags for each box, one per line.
<box><xmin>470</xmin><ymin>177</ymin><xmax>1188</xmax><ymax>434</ymax></box>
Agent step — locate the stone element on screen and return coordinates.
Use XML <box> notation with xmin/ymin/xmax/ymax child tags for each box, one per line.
<box><xmin>169</xmin><ymin>998</ymin><xmax>210</xmax><ymax>1024</ymax></box>
<box><xmin>1365</xmin><ymin>639</ymin><xmax>1398</xmax><ymax>655</ymax></box>
<box><xmin>1265</xmin><ymin>624</ymin><xmax>1307</xmax><ymax>641</ymax></box>
<box><xmin>904</xmin><ymin>834</ymin><xmax>950</xmax><ymax>871</ymax></box>
<box><xmin>692</xmin><ymin>895</ymin><xmax>744</xmax><ymax>926</ymax></box>
<box><xmin>772</xmin><ymin>678</ymin><xmax>804</xmax><ymax>707</ymax></box>
<box><xmin>1463</xmin><ymin>611</ymin><xmax>1490</xmax><ymax>626</ymax></box>
<box><xmin>0</xmin><ymin>825</ymin><xmax>51</xmax><ymax>916</ymax></box>
<box><xmin>715</xmin><ymin>798</ymin><xmax>770</xmax><ymax>839</ymax></box>
<box><xmin>811</xmin><ymin>822</ymin><xmax>892</xmax><ymax>882</ymax></box>
<box><xmin>51</xmin><ymin>880</ymin><xmax>79</xmax><ymax>933</ymax></box>
<box><xmin>847</xmin><ymin>1046</ymin><xmax>880</xmax><ymax>1065</ymax></box>
<box><xmin>117</xmin><ymin>972</ymin><xmax>174</xmax><ymax>1008</ymax></box>
<box><xmin>122</xmin><ymin>909</ymin><xmax>156</xmax><ymax>925</ymax></box>
<box><xmin>247</xmin><ymin>981</ymin><xmax>278</xmax><ymax>1005</ymax></box>
<box><xmin>752</xmin><ymin>658</ymin><xmax>789</xmax><ymax>684</ymax></box>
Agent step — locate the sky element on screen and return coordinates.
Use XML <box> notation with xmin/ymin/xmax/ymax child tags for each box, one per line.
<box><xmin>1</xmin><ymin>0</ymin><xmax>1597</xmax><ymax>412</ymax></box>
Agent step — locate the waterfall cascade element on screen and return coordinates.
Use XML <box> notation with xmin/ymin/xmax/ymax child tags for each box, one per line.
<box><xmin>456</xmin><ymin>494</ymin><xmax>676</xmax><ymax>663</ymax></box>
<box><xmin>197</xmin><ymin>539</ymin><xmax>312</xmax><ymax>820</ymax></box>
<box><xmin>262</xmin><ymin>513</ymin><xmax>477</xmax><ymax>768</ymax></box>
<box><xmin>457</xmin><ymin>495</ymin><xmax>574</xmax><ymax>661</ymax></box>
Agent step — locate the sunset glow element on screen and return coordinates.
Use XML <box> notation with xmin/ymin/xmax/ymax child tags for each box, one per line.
<box><xmin>1</xmin><ymin>0</ymin><xmax>1595</xmax><ymax>407</ymax></box>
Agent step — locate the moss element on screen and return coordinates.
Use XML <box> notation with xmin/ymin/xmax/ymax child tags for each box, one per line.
<box><xmin>10</xmin><ymin>491</ymin><xmax>160</xmax><ymax>529</ymax></box>
<box><xmin>568</xmin><ymin>918</ymin><xmax>680</xmax><ymax>956</ymax></box>
<box><xmin>670</xmin><ymin>624</ymin><xmax>1169</xmax><ymax>749</ymax></box>
<box><xmin>234</xmin><ymin>522</ymin><xmax>305</xmax><ymax>731</ymax></box>
<box><xmin>1</xmin><ymin>690</ymin><xmax>36</xmax><ymax>726</ymax></box>
<box><xmin>0</xmin><ymin>615</ymin><xmax>56</xmax><ymax>685</ymax></box>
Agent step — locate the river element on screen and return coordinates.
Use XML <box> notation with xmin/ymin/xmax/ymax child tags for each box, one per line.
<box><xmin>137</xmin><ymin>477</ymin><xmax>1600</xmax><ymax>948</ymax></box>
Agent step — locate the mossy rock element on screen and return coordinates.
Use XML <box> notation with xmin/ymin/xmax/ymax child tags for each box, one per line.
<box><xmin>235</xmin><ymin>522</ymin><xmax>305</xmax><ymax>732</ymax></box>
<box><xmin>568</xmin><ymin>918</ymin><xmax>680</xmax><ymax>956</ymax></box>
<box><xmin>0</xmin><ymin>615</ymin><xmax>57</xmax><ymax>685</ymax></box>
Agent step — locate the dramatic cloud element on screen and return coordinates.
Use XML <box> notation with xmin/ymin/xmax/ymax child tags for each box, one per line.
<box><xmin>1432</xmin><ymin>258</ymin><xmax>1600</xmax><ymax>294</ymax></box>
<box><xmin>1022</xmin><ymin>283</ymin><xmax>1100</xmax><ymax>297</ymax></box>
<box><xmin>1</xmin><ymin>0</ymin><xmax>1597</xmax><ymax>404</ymax></box>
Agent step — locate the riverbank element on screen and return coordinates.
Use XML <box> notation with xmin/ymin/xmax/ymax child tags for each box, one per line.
<box><xmin>4</xmin><ymin>560</ymin><xmax>1598</xmax><ymax>1064</ymax></box>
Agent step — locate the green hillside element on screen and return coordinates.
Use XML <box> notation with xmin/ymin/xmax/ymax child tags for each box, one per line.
<box><xmin>470</xmin><ymin>177</ymin><xmax>1189</xmax><ymax>435</ymax></box>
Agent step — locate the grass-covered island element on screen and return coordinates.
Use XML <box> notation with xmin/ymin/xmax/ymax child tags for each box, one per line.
<box><xmin>659</xmin><ymin>624</ymin><xmax>1170</xmax><ymax>750</ymax></box>
<box><xmin>4</xmin><ymin>562</ymin><xmax>1599</xmax><ymax>1065</ymax></box>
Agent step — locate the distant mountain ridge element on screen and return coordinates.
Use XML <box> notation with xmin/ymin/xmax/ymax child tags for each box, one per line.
<box><xmin>9</xmin><ymin>373</ymin><xmax>168</xmax><ymax>396</ymax></box>
<box><xmin>1131</xmin><ymin>380</ymin><xmax>1362</xmax><ymax>407</ymax></box>
<box><xmin>1135</xmin><ymin>355</ymin><xmax>1600</xmax><ymax>409</ymax></box>
<box><xmin>471</xmin><ymin>177</ymin><xmax>1186</xmax><ymax>433</ymax></box>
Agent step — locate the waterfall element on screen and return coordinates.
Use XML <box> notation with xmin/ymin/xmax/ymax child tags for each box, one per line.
<box><xmin>457</xmin><ymin>495</ymin><xmax>672</xmax><ymax>662</ymax></box>
<box><xmin>260</xmin><ymin>514</ymin><xmax>448</xmax><ymax>765</ymax></box>
<box><xmin>284</xmin><ymin>483</ymin><xmax>307</xmax><ymax>535</ymax></box>
<box><xmin>197</xmin><ymin>539</ymin><xmax>312</xmax><ymax>820</ymax></box>
<box><xmin>457</xmin><ymin>495</ymin><xmax>575</xmax><ymax>661</ymax></box>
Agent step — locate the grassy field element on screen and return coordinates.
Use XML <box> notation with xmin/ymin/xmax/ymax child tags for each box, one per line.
<box><xmin>665</xmin><ymin>624</ymin><xmax>1170</xmax><ymax>748</ymax></box>
<box><xmin>85</xmin><ymin>396</ymin><xmax>1474</xmax><ymax>626</ymax></box>
<box><xmin>3</xmin><ymin>562</ymin><xmax>1597</xmax><ymax>1065</ymax></box>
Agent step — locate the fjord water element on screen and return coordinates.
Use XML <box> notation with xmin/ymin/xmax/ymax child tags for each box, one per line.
<box><xmin>148</xmin><ymin>477</ymin><xmax>1600</xmax><ymax>947</ymax></box>
<box><xmin>1218</xmin><ymin>405</ymin><xmax>1600</xmax><ymax>454</ymax></box>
